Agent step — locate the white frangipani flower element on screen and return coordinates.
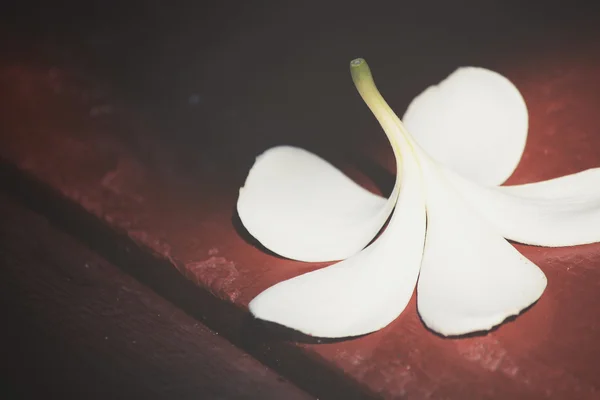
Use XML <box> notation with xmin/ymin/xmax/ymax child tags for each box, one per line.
<box><xmin>237</xmin><ymin>58</ymin><xmax>600</xmax><ymax>338</ymax></box>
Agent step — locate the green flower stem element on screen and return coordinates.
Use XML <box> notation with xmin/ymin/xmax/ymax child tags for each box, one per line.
<box><xmin>350</xmin><ymin>58</ymin><xmax>428</xmax><ymax>170</ymax></box>
<box><xmin>350</xmin><ymin>58</ymin><xmax>412</xmax><ymax>152</ymax></box>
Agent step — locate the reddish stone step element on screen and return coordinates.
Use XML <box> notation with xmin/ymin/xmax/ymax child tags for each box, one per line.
<box><xmin>1</xmin><ymin>48</ymin><xmax>600</xmax><ymax>399</ymax></box>
<box><xmin>0</xmin><ymin>191</ymin><xmax>314</xmax><ymax>400</ymax></box>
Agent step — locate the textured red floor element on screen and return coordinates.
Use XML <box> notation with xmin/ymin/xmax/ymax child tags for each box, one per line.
<box><xmin>2</xmin><ymin>3</ymin><xmax>600</xmax><ymax>399</ymax></box>
<box><xmin>0</xmin><ymin>191</ymin><xmax>313</xmax><ymax>400</ymax></box>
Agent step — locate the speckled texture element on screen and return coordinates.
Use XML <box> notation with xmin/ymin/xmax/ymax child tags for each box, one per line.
<box><xmin>2</xmin><ymin>44</ymin><xmax>600</xmax><ymax>400</ymax></box>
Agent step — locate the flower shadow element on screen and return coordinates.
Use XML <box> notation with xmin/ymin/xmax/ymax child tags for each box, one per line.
<box><xmin>230</xmin><ymin>208</ymin><xmax>287</xmax><ymax>260</ymax></box>
<box><xmin>418</xmin><ymin>300</ymin><xmax>539</xmax><ymax>339</ymax></box>
<box><xmin>241</xmin><ymin>313</ymin><xmax>370</xmax><ymax>345</ymax></box>
<box><xmin>345</xmin><ymin>151</ymin><xmax>396</xmax><ymax>198</ymax></box>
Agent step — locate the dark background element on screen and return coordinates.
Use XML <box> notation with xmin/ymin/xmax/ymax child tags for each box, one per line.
<box><xmin>3</xmin><ymin>1</ymin><xmax>600</xmax><ymax>178</ymax></box>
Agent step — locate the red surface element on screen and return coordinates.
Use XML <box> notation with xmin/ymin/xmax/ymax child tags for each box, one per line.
<box><xmin>0</xmin><ymin>192</ymin><xmax>313</xmax><ymax>399</ymax></box>
<box><xmin>2</xmin><ymin>48</ymin><xmax>600</xmax><ymax>398</ymax></box>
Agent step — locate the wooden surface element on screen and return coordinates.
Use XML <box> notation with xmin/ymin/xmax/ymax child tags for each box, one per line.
<box><xmin>0</xmin><ymin>191</ymin><xmax>312</xmax><ymax>400</ymax></box>
<box><xmin>2</xmin><ymin>2</ymin><xmax>600</xmax><ymax>399</ymax></box>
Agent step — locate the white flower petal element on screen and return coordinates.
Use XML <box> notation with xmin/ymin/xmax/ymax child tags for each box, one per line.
<box><xmin>500</xmin><ymin>168</ymin><xmax>600</xmax><ymax>199</ymax></box>
<box><xmin>403</xmin><ymin>67</ymin><xmax>528</xmax><ymax>186</ymax></box>
<box><xmin>417</xmin><ymin>159</ymin><xmax>547</xmax><ymax>336</ymax></box>
<box><xmin>248</xmin><ymin>139</ymin><xmax>426</xmax><ymax>338</ymax></box>
<box><xmin>237</xmin><ymin>145</ymin><xmax>391</xmax><ymax>262</ymax></box>
<box><xmin>445</xmin><ymin>168</ymin><xmax>600</xmax><ymax>247</ymax></box>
